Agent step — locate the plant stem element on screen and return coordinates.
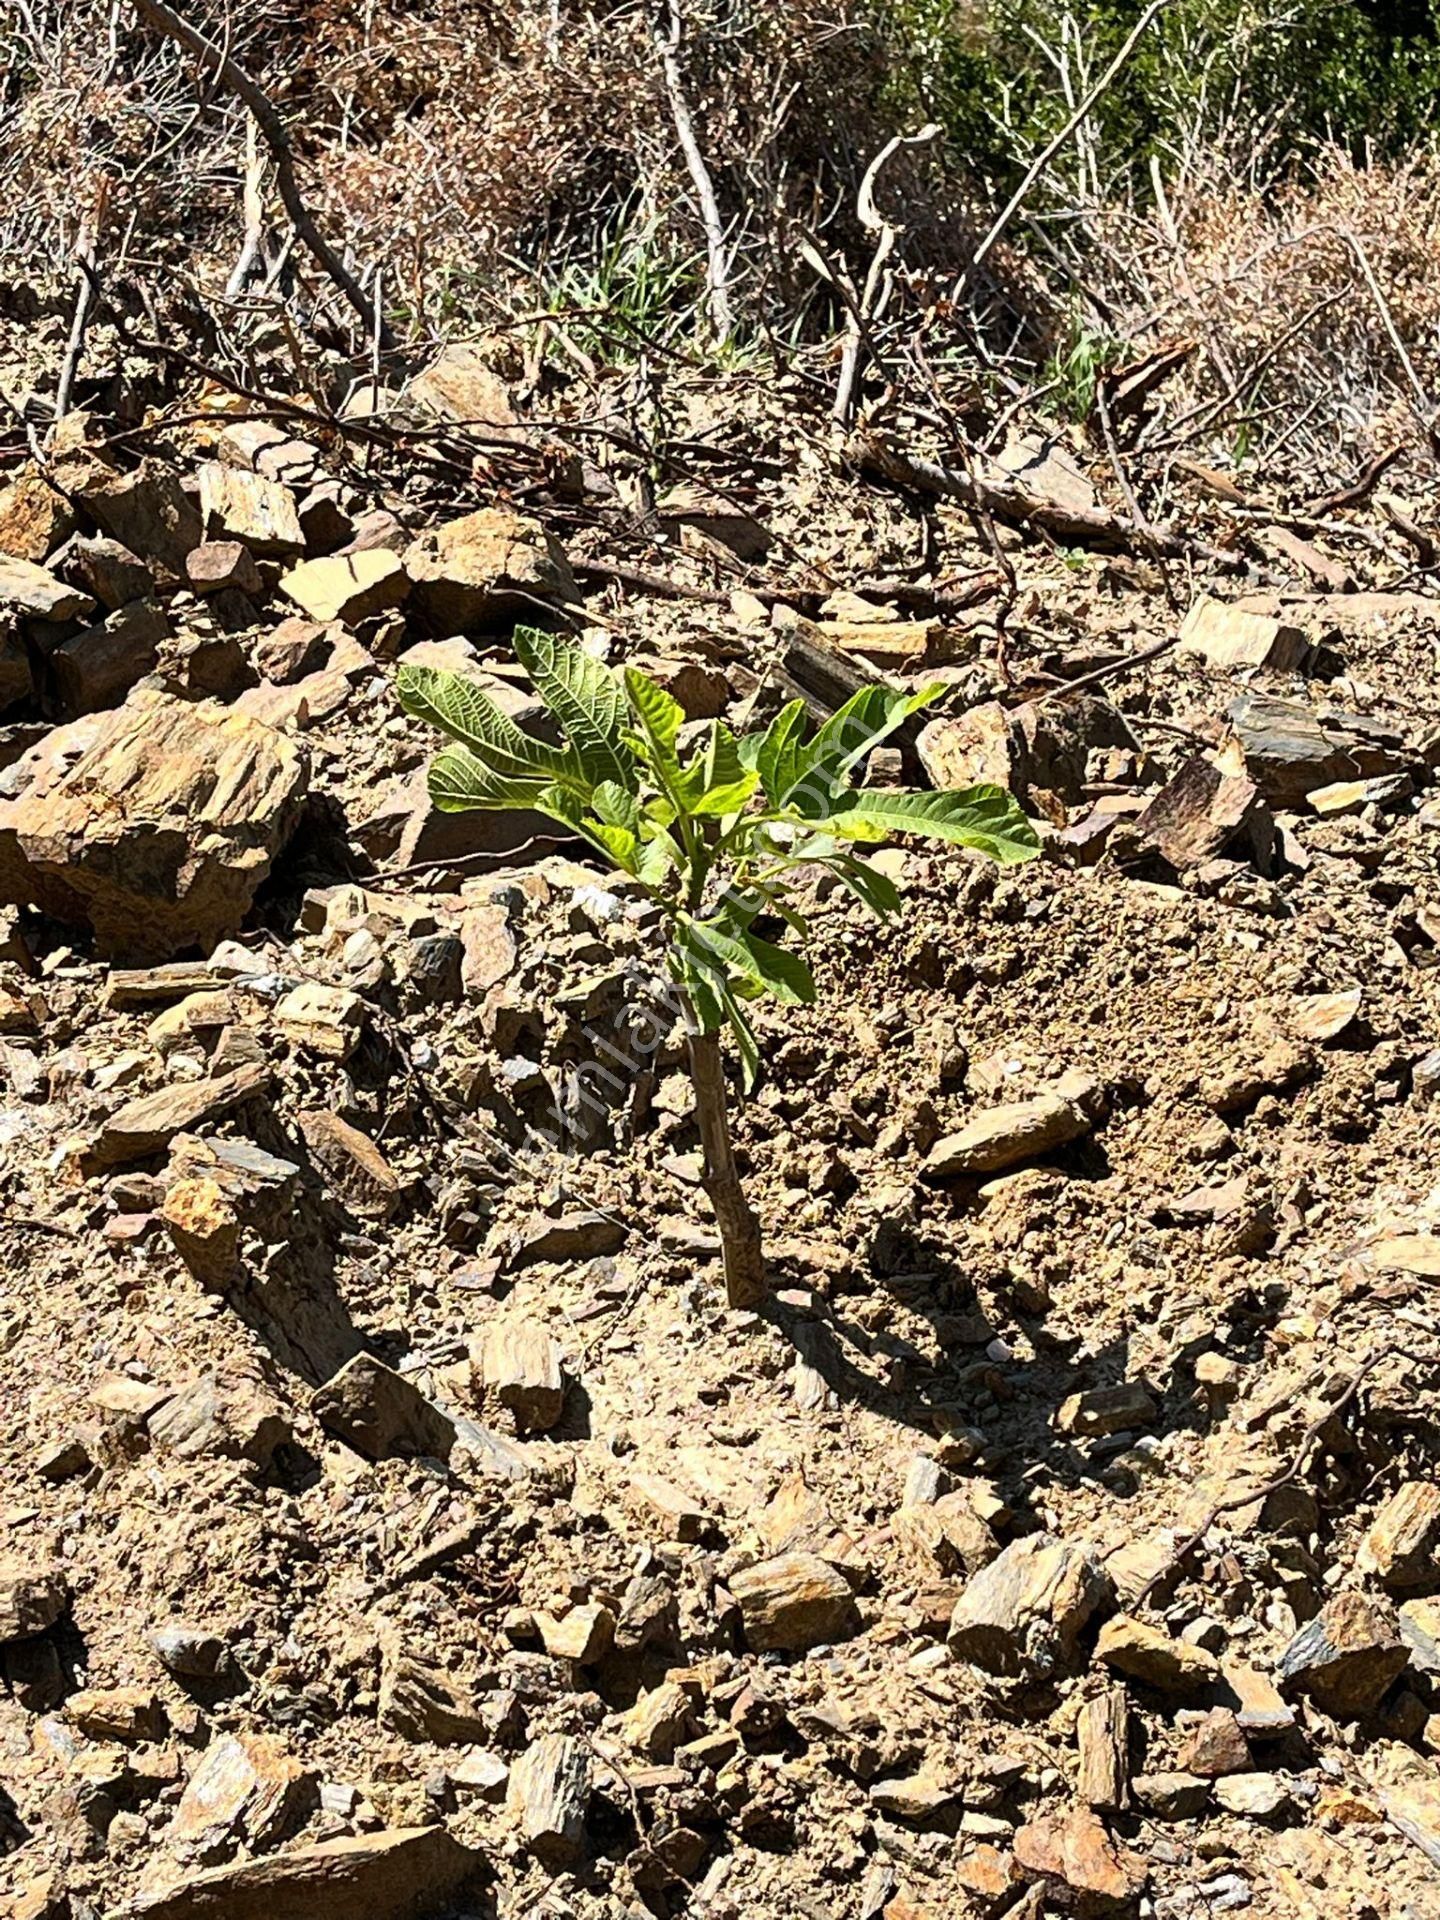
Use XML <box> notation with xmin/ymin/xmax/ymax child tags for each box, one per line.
<box><xmin>686</xmin><ymin>1026</ymin><xmax>765</xmax><ymax>1310</ymax></box>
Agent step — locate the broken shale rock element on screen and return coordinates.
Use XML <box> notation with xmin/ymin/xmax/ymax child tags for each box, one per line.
<box><xmin>730</xmin><ymin>1551</ymin><xmax>859</xmax><ymax>1652</ymax></box>
<box><xmin>948</xmin><ymin>1534</ymin><xmax>1110</xmax><ymax>1680</ymax></box>
<box><xmin>0</xmin><ymin>1561</ymin><xmax>69</xmax><ymax>1641</ymax></box>
<box><xmin>403</xmin><ymin>508</ymin><xmax>579</xmax><ymax>634</ymax></box>
<box><xmin>507</xmin><ymin>1731</ymin><xmax>591</xmax><ymax>1863</ymax></box>
<box><xmin>379</xmin><ymin>1647</ymin><xmax>493</xmax><ymax>1744</ymax></box>
<box><xmin>1095</xmin><ymin>1615</ymin><xmax>1221</xmax><ymax>1697</ymax></box>
<box><xmin>311</xmin><ymin>1354</ymin><xmax>455</xmax><ymax>1462</ymax></box>
<box><xmin>1357</xmin><ymin>1482</ymin><xmax>1440</xmax><ymax>1591</ymax></box>
<box><xmin>1278</xmin><ymin>1590</ymin><xmax>1409</xmax><ymax>1717</ymax></box>
<box><xmin>117</xmin><ymin>1826</ymin><xmax>483</xmax><ymax>1920</ymax></box>
<box><xmin>471</xmin><ymin>1319</ymin><xmax>565</xmax><ymax>1432</ymax></box>
<box><xmin>1014</xmin><ymin>1806</ymin><xmax>1147</xmax><ymax>1909</ymax></box>
<box><xmin>0</xmin><ymin>690</ymin><xmax>307</xmax><ymax>960</ymax></box>
<box><xmin>924</xmin><ymin>1085</ymin><xmax>1094</xmax><ymax>1180</ymax></box>
<box><xmin>82</xmin><ymin>1063</ymin><xmax>271</xmax><ymax>1171</ymax></box>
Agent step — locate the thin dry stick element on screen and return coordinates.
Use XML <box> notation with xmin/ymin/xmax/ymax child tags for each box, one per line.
<box><xmin>655</xmin><ymin>0</ymin><xmax>732</xmax><ymax>340</ymax></box>
<box><xmin>963</xmin><ymin>0</ymin><xmax>1174</xmax><ymax>288</ymax></box>
<box><xmin>832</xmin><ymin>124</ymin><xmax>939</xmax><ymax>428</ymax></box>
<box><xmin>1343</xmin><ymin>230</ymin><xmax>1435</xmax><ymax>438</ymax></box>
<box><xmin>225</xmin><ymin>114</ymin><xmax>266</xmax><ymax>297</ymax></box>
<box><xmin>131</xmin><ymin>0</ymin><xmax>396</xmax><ymax>347</ymax></box>
<box><xmin>53</xmin><ymin>177</ymin><xmax>110</xmax><ymax>427</ymax></box>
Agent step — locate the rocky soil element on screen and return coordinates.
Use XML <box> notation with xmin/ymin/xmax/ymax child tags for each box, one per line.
<box><xmin>2</xmin><ymin>341</ymin><xmax>1440</xmax><ymax>1920</ymax></box>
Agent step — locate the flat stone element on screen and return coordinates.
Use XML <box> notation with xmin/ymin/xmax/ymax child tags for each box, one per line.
<box><xmin>279</xmin><ymin>549</ymin><xmax>409</xmax><ymax>625</ymax></box>
<box><xmin>924</xmin><ymin>1091</ymin><xmax>1091</xmax><ymax>1180</ymax></box>
<box><xmin>1220</xmin><ymin>1662</ymin><xmax>1296</xmax><ymax>1737</ymax></box>
<box><xmin>1178</xmin><ymin>596</ymin><xmax>1307</xmax><ymax>671</ymax></box>
<box><xmin>187</xmin><ymin>541</ymin><xmax>263</xmax><ymax>595</ymax></box>
<box><xmin>948</xmin><ymin>1534</ymin><xmax>1110</xmax><ymax>1681</ymax></box>
<box><xmin>296</xmin><ymin>1109</ymin><xmax>402</xmax><ymax>1219</ymax></box>
<box><xmin>1177</xmin><ymin>1707</ymin><xmax>1250</xmax><ymax>1777</ymax></box>
<box><xmin>379</xmin><ymin>1647</ymin><xmax>492</xmax><ymax>1744</ymax></box>
<box><xmin>79</xmin><ymin>460</ymin><xmax>202</xmax><ymax>577</ymax></box>
<box><xmin>1096</xmin><ymin>1614</ymin><xmax>1221</xmax><ymax>1696</ymax></box>
<box><xmin>0</xmin><ymin>466</ymin><xmax>75</xmax><ymax>562</ymax></box>
<box><xmin>0</xmin><ymin>1560</ymin><xmax>69</xmax><ymax>1641</ymax></box>
<box><xmin>66</xmin><ymin>1685</ymin><xmax>166</xmax><ymax>1743</ymax></box>
<box><xmin>730</xmin><ymin>1551</ymin><xmax>858</xmax><ymax>1652</ymax></box>
<box><xmin>537</xmin><ymin>1601</ymin><xmax>614</xmax><ymax>1664</ymax></box>
<box><xmin>198</xmin><ymin>462</ymin><xmax>304</xmax><ymax>556</ymax></box>
<box><xmin>148</xmin><ymin>1621</ymin><xmax>234</xmax><ymax>1680</ymax></box>
<box><xmin>171</xmin><ymin>1730</ymin><xmax>309</xmax><ymax>1853</ymax></box>
<box><xmin>1398</xmin><ymin>1596</ymin><xmax>1440</xmax><ymax>1674</ymax></box>
<box><xmin>472</xmin><ymin>1319</ymin><xmax>565</xmax><ymax>1432</ymax></box>
<box><xmin>403</xmin><ymin>508</ymin><xmax>578</xmax><ymax>635</ymax></box>
<box><xmin>869</xmin><ymin>1770</ymin><xmax>962</xmax><ymax>1820</ymax></box>
<box><xmin>1132</xmin><ymin>1771</ymin><xmax>1210</xmax><ymax>1818</ymax></box>
<box><xmin>1278</xmin><ymin>1590</ymin><xmax>1409</xmax><ymax>1717</ymax></box>
<box><xmin>1212</xmin><ymin>1771</ymin><xmax>1291</xmax><ymax>1817</ymax></box>
<box><xmin>1013</xmin><ymin>1806</ymin><xmax>1147</xmax><ymax>1904</ymax></box>
<box><xmin>311</xmin><ymin>1354</ymin><xmax>455</xmax><ymax>1462</ymax></box>
<box><xmin>116</xmin><ymin>1825</ymin><xmax>481</xmax><ymax>1919</ymax></box>
<box><xmin>1056</xmin><ymin>1381</ymin><xmax>1156</xmax><ymax>1438</ymax></box>
<box><xmin>274</xmin><ymin>981</ymin><xmax>365</xmax><ymax>1061</ymax></box>
<box><xmin>51</xmin><ymin>598</ymin><xmax>168</xmax><ymax>715</ymax></box>
<box><xmin>507</xmin><ymin>1732</ymin><xmax>590</xmax><ymax>1863</ymax></box>
<box><xmin>70</xmin><ymin>533</ymin><xmax>154</xmax><ymax>610</ymax></box>
<box><xmin>511</xmin><ymin>1209</ymin><xmax>625</xmax><ymax>1264</ymax></box>
<box><xmin>0</xmin><ymin>555</ymin><xmax>93</xmax><ymax>621</ymax></box>
<box><xmin>82</xmin><ymin>1063</ymin><xmax>271</xmax><ymax>1170</ymax></box>
<box><xmin>1357</xmin><ymin>1483</ymin><xmax>1440</xmax><ymax>1591</ymax></box>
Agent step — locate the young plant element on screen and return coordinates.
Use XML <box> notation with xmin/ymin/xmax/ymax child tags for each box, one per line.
<box><xmin>397</xmin><ymin>630</ymin><xmax>1040</xmax><ymax>1309</ymax></box>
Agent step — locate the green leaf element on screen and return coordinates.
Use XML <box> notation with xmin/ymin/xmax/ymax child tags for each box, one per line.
<box><xmin>513</xmin><ymin>627</ymin><xmax>636</xmax><ymax>790</ymax></box>
<box><xmin>587</xmin><ymin>822</ymin><xmax>640</xmax><ymax>872</ymax></box>
<box><xmin>829</xmin><ymin>785</ymin><xmax>1042</xmax><ymax>863</ymax></box>
<box><xmin>830</xmin><ymin>853</ymin><xmax>903</xmax><ymax>919</ymax></box>
<box><xmin>754</xmin><ymin>698</ymin><xmax>809</xmax><ymax>804</ymax></box>
<box><xmin>593</xmin><ymin>781</ymin><xmax>641</xmax><ymax>831</ymax></box>
<box><xmin>397</xmin><ymin>663</ymin><xmax>587</xmax><ymax>792</ymax></box>
<box><xmin>623</xmin><ymin>665</ymin><xmax>685</xmax><ymax>784</ymax></box>
<box><xmin>736</xmin><ymin>929</ymin><xmax>816</xmax><ymax>1004</ymax></box>
<box><xmin>679</xmin><ymin>721</ymin><xmax>760</xmax><ymax>816</ymax></box>
<box><xmin>427</xmin><ymin>746</ymin><xmax>550</xmax><ymax>813</ymax></box>
<box><xmin>673</xmin><ymin>920</ymin><xmax>760</xmax><ymax>1087</ymax></box>
<box><xmin>688</xmin><ymin>918</ymin><xmax>814</xmax><ymax>1006</ymax></box>
<box><xmin>784</xmin><ymin>682</ymin><xmax>946</xmax><ymax>808</ymax></box>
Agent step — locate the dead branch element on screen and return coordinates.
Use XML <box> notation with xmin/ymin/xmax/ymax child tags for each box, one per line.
<box><xmin>52</xmin><ymin>179</ymin><xmax>109</xmax><ymax>428</ymax></box>
<box><xmin>1306</xmin><ymin>444</ymin><xmax>1403</xmax><ymax>516</ymax></box>
<box><xmin>831</xmin><ymin>124</ymin><xmax>939</xmax><ymax>429</ymax></box>
<box><xmin>654</xmin><ymin>0</ymin><xmax>732</xmax><ymax>341</ymax></box>
<box><xmin>131</xmin><ymin>0</ymin><xmax>396</xmax><ymax>348</ymax></box>
<box><xmin>849</xmin><ymin>428</ymin><xmax>1245</xmax><ymax>568</ymax></box>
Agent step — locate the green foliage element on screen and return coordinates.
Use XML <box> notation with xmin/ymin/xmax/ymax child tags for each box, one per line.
<box><xmin>880</xmin><ymin>0</ymin><xmax>1440</xmax><ymax>197</ymax></box>
<box><xmin>397</xmin><ymin>631</ymin><xmax>1040</xmax><ymax>1083</ymax></box>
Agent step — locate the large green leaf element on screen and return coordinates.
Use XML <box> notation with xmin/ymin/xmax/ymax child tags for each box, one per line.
<box><xmin>397</xmin><ymin>663</ymin><xmax>587</xmax><ymax>792</ymax></box>
<box><xmin>427</xmin><ymin>746</ymin><xmax>550</xmax><ymax>813</ymax></box>
<box><xmin>513</xmin><ymin>627</ymin><xmax>636</xmax><ymax>791</ymax></box>
<box><xmin>754</xmin><ymin>698</ymin><xmax>808</xmax><ymax>804</ymax></box>
<box><xmin>674</xmin><ymin>920</ymin><xmax>760</xmax><ymax>1087</ymax></box>
<box><xmin>784</xmin><ymin>682</ymin><xmax>946</xmax><ymax>808</ymax></box>
<box><xmin>830</xmin><ymin>852</ymin><xmax>903</xmax><ymax>919</ymax></box>
<box><xmin>689</xmin><ymin>918</ymin><xmax>814</xmax><ymax>1007</ymax></box>
<box><xmin>829</xmin><ymin>785</ymin><xmax>1041</xmax><ymax>863</ymax></box>
<box><xmin>623</xmin><ymin>665</ymin><xmax>685</xmax><ymax>784</ymax></box>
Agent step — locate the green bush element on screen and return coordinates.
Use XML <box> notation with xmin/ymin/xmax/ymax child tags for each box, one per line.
<box><xmin>881</xmin><ymin>0</ymin><xmax>1440</xmax><ymax>195</ymax></box>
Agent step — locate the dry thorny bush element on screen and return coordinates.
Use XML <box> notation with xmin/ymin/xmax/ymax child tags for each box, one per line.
<box><xmin>2</xmin><ymin>0</ymin><xmax>1439</xmax><ymax>472</ymax></box>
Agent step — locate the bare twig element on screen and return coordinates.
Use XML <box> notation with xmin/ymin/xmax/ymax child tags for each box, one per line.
<box><xmin>131</xmin><ymin>0</ymin><xmax>396</xmax><ymax>347</ymax></box>
<box><xmin>831</xmin><ymin>123</ymin><xmax>939</xmax><ymax>428</ymax></box>
<box><xmin>849</xmin><ymin>428</ymin><xmax>1245</xmax><ymax>568</ymax></box>
<box><xmin>654</xmin><ymin>0</ymin><xmax>732</xmax><ymax>341</ymax></box>
<box><xmin>962</xmin><ymin>0</ymin><xmax>1174</xmax><ymax>289</ymax></box>
<box><xmin>53</xmin><ymin>178</ymin><xmax>110</xmax><ymax>428</ymax></box>
<box><xmin>1306</xmin><ymin>444</ymin><xmax>1403</xmax><ymax>517</ymax></box>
